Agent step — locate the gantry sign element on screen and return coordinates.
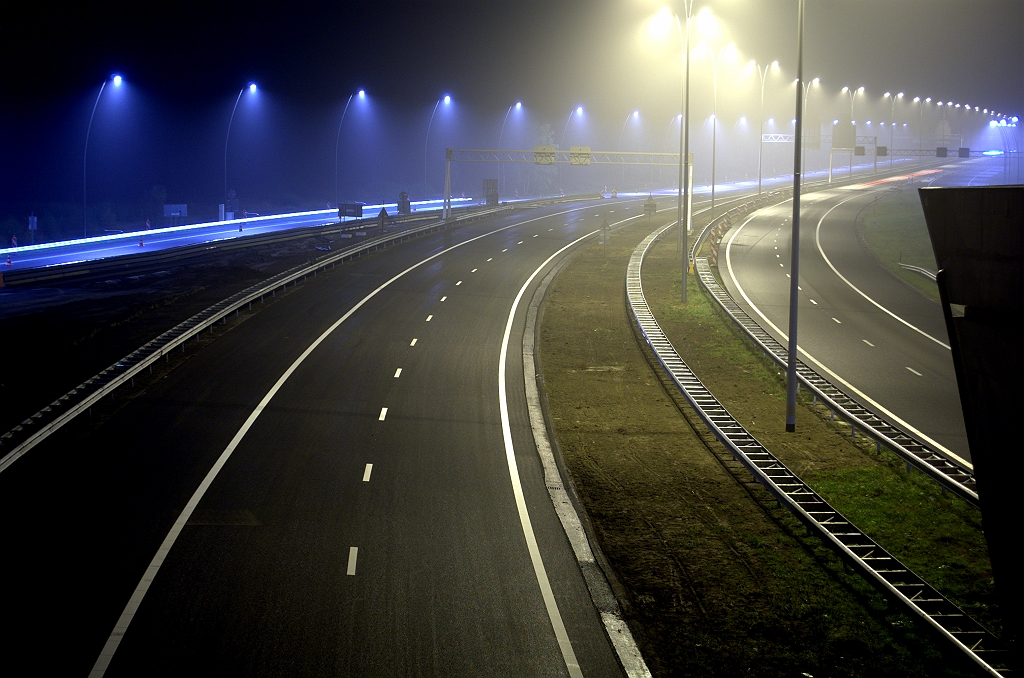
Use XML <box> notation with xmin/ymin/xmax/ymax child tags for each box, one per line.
<box><xmin>441</xmin><ymin>146</ymin><xmax>685</xmax><ymax>218</ymax></box>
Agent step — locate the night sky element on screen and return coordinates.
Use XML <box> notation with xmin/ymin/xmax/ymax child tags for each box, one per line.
<box><xmin>2</xmin><ymin>1</ymin><xmax>1021</xmax><ymax>229</ymax></box>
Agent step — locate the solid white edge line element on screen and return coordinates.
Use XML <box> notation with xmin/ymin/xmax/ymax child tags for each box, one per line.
<box><xmin>725</xmin><ymin>212</ymin><xmax>972</xmax><ymax>470</ymax></box>
<box><xmin>520</xmin><ymin>216</ymin><xmax>653</xmax><ymax>677</ymax></box>
<box><xmin>363</xmin><ymin>463</ymin><xmax>373</xmax><ymax>482</ymax></box>
<box><xmin>89</xmin><ymin>201</ymin><xmax>617</xmax><ymax>677</ymax></box>
<box><xmin>814</xmin><ymin>194</ymin><xmax>950</xmax><ymax>349</ymax></box>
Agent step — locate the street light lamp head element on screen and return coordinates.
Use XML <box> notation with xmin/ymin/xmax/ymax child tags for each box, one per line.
<box><xmin>841</xmin><ymin>86</ymin><xmax>849</xmax><ymax>93</ymax></box>
<box><xmin>771</xmin><ymin>60</ymin><xmax>779</xmax><ymax>70</ymax></box>
<box><xmin>576</xmin><ymin>106</ymin><xmax>583</xmax><ymax>115</ymax></box>
<box><xmin>897</xmin><ymin>92</ymin><xmax>904</xmax><ymax>98</ymax></box>
<box><xmin>913</xmin><ymin>96</ymin><xmax>920</xmax><ymax>102</ymax></box>
<box><xmin>633</xmin><ymin>110</ymin><xmax>639</xmax><ymax>118</ymax></box>
<box><xmin>249</xmin><ymin>83</ymin><xmax>257</xmax><ymax>93</ymax></box>
<box><xmin>857</xmin><ymin>86</ymin><xmax>865</xmax><ymax>93</ymax></box>
<box><xmin>833</xmin><ymin>119</ymin><xmax>839</xmax><ymax>125</ymax></box>
<box><xmin>112</xmin><ymin>75</ymin><xmax>122</xmax><ymax>86</ymax></box>
<box><xmin>516</xmin><ymin>101</ymin><xmax>522</xmax><ymax>109</ymax></box>
<box><xmin>444</xmin><ymin>95</ymin><xmax>451</xmax><ymax>104</ymax></box>
<box><xmin>695</xmin><ymin>7</ymin><xmax>718</xmax><ymax>38</ymax></box>
<box><xmin>884</xmin><ymin>92</ymin><xmax>891</xmax><ymax>98</ymax></box>
<box><xmin>812</xmin><ymin>77</ymin><xmax>820</xmax><ymax>85</ymax></box>
<box><xmin>648</xmin><ymin>7</ymin><xmax>674</xmax><ymax>40</ymax></box>
<box><xmin>358</xmin><ymin>90</ymin><xmax>365</xmax><ymax>98</ymax></box>
<box><xmin>926</xmin><ymin>97</ymin><xmax>932</xmax><ymax>102</ymax></box>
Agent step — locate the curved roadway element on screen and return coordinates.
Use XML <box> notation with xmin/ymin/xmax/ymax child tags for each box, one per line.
<box><xmin>721</xmin><ymin>157</ymin><xmax>1010</xmax><ymax>467</ymax></box>
<box><xmin>0</xmin><ymin>200</ymin><xmax>658</xmax><ymax>676</ymax></box>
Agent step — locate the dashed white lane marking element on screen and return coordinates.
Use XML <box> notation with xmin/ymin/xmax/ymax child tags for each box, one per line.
<box><xmin>548</xmin><ymin>228</ymin><xmax>553</xmax><ymax>231</ymax></box>
<box><xmin>440</xmin><ymin>296</ymin><xmax>447</xmax><ymax>302</ymax></box>
<box><xmin>378</xmin><ymin>407</ymin><xmax>388</xmax><ymax>421</ymax></box>
<box><xmin>502</xmin><ymin>248</ymin><xmax>508</xmax><ymax>252</ymax></box>
<box><xmin>809</xmin><ymin>299</ymin><xmax>818</xmax><ymax>305</ymax></box>
<box><xmin>863</xmin><ymin>339</ymin><xmax>875</xmax><ymax>347</ymax></box>
<box><xmin>776</xmin><ymin>254</ymin><xmax>780</xmax><ymax>258</ymax></box>
<box><xmin>907</xmin><ymin>367</ymin><xmax>923</xmax><ymax>376</ymax></box>
<box><xmin>532</xmin><ymin>234</ymin><xmax>538</xmax><ymax>237</ymax></box>
<box><xmin>725</xmin><ymin>215</ymin><xmax>970</xmax><ymax>469</ymax></box>
<box><xmin>471</xmin><ymin>268</ymin><xmax>478</xmax><ymax>272</ymax></box>
<box><xmin>425</xmin><ymin>314</ymin><xmax>433</xmax><ymax>322</ymax></box>
<box><xmin>517</xmin><ymin>241</ymin><xmax>524</xmax><ymax>245</ymax></box>
<box><xmin>394</xmin><ymin>368</ymin><xmax>402</xmax><ymax>378</ymax></box>
<box><xmin>779</xmin><ymin>263</ymin><xmax>784</xmax><ymax>268</ymax></box>
<box><xmin>456</xmin><ymin>281</ymin><xmax>462</xmax><ymax>286</ymax></box>
<box><xmin>362</xmin><ymin>464</ymin><xmax>373</xmax><ymax>482</ymax></box>
<box><xmin>88</xmin><ymin>203</ymin><xmax>617</xmax><ymax>677</ymax></box>
<box><xmin>347</xmin><ymin>547</ymin><xmax>358</xmax><ymax>575</ymax></box>
<box><xmin>832</xmin><ymin>317</ymin><xmax>842</xmax><ymax>324</ymax></box>
<box><xmin>410</xmin><ymin>338</ymin><xmax>418</xmax><ymax>346</ymax></box>
<box><xmin>487</xmin><ymin>257</ymin><xmax>493</xmax><ymax>261</ymax></box>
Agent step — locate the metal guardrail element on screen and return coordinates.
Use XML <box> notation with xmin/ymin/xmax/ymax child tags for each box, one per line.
<box><xmin>627</xmin><ymin>218</ymin><xmax>1010</xmax><ymax>677</ymax></box>
<box><xmin>689</xmin><ymin>190</ymin><xmax>979</xmax><ymax>506</ymax></box>
<box><xmin>899</xmin><ymin>262</ymin><xmax>939</xmax><ymax>281</ymax></box>
<box><xmin>0</xmin><ymin>203</ymin><xmax>518</xmax><ymax>474</ymax></box>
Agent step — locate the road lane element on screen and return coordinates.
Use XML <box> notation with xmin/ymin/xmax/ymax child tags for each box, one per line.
<box><xmin>1</xmin><ymin>201</ymin><xmax>637</xmax><ymax>677</ymax></box>
<box><xmin>721</xmin><ymin>159</ymin><xmax>1007</xmax><ymax>465</ymax></box>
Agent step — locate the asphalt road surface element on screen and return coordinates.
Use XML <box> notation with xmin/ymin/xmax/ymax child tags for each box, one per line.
<box><xmin>720</xmin><ymin>157</ymin><xmax>1011</xmax><ymax>467</ymax></box>
<box><xmin>1</xmin><ymin>200</ymin><xmax>657</xmax><ymax>677</ymax></box>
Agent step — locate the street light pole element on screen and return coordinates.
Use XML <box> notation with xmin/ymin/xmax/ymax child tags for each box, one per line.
<box><xmin>785</xmin><ymin>0</ymin><xmax>805</xmax><ymax>433</ymax></box>
<box><xmin>618</xmin><ymin>111</ymin><xmax>638</xmax><ymax>187</ymax></box>
<box><xmin>884</xmin><ymin>91</ymin><xmax>903</xmax><ymax>168</ymax></box>
<box><xmin>674</xmin><ymin>3</ymin><xmax>694</xmax><ymax>303</ymax></box>
<box><xmin>755</xmin><ymin>61</ymin><xmax>778</xmax><ymax>196</ymax></box>
<box><xmin>800</xmin><ymin>77</ymin><xmax>819</xmax><ymax>184</ymax></box>
<box><xmin>83</xmin><ymin>79</ymin><xmax>108</xmax><ymax>239</ymax></box>
<box><xmin>224</xmin><ymin>86</ymin><xmax>247</xmax><ymax>204</ymax></box>
<box><xmin>424</xmin><ymin>98</ymin><xmax>442</xmax><ymax>198</ymax></box>
<box><xmin>708</xmin><ymin>44</ymin><xmax>729</xmax><ymax>211</ymax></box>
<box><xmin>497</xmin><ymin>102</ymin><xmax>520</xmax><ymax>196</ymax></box>
<box><xmin>334</xmin><ymin>93</ymin><xmax>354</xmax><ymax>208</ymax></box>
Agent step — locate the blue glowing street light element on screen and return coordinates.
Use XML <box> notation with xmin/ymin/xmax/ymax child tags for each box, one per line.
<box><xmin>424</xmin><ymin>95</ymin><xmax>451</xmax><ymax>197</ymax></box>
<box><xmin>224</xmin><ymin>83</ymin><xmax>257</xmax><ymax>205</ymax></box>
<box><xmin>83</xmin><ymin>74</ymin><xmax>123</xmax><ymax>238</ymax></box>
<box><xmin>335</xmin><ymin>89</ymin><xmax>367</xmax><ymax>207</ymax></box>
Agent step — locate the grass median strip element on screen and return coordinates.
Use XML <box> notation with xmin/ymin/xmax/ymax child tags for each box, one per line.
<box><xmin>539</xmin><ymin>216</ymin><xmax>997</xmax><ymax>676</ymax></box>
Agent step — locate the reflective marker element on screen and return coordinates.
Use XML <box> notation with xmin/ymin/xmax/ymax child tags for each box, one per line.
<box><xmin>394</xmin><ymin>368</ymin><xmax>402</xmax><ymax>378</ymax></box>
<box><xmin>363</xmin><ymin>464</ymin><xmax>373</xmax><ymax>482</ymax></box>
<box><xmin>347</xmin><ymin>547</ymin><xmax>358</xmax><ymax>575</ymax></box>
<box><xmin>379</xmin><ymin>407</ymin><xmax>388</xmax><ymax>421</ymax></box>
<box><xmin>426</xmin><ymin>315</ymin><xmax>433</xmax><ymax>322</ymax></box>
<box><xmin>863</xmin><ymin>339</ymin><xmax>875</xmax><ymax>347</ymax></box>
<box><xmin>810</xmin><ymin>299</ymin><xmax>817</xmax><ymax>305</ymax></box>
<box><xmin>832</xmin><ymin>317</ymin><xmax>842</xmax><ymax>324</ymax></box>
<box><xmin>440</xmin><ymin>296</ymin><xmax>447</xmax><ymax>301</ymax></box>
<box><xmin>502</xmin><ymin>248</ymin><xmax>508</xmax><ymax>252</ymax></box>
<box><xmin>471</xmin><ymin>268</ymin><xmax>477</xmax><ymax>273</ymax></box>
<box><xmin>532</xmin><ymin>234</ymin><xmax>538</xmax><ymax>238</ymax></box>
<box><xmin>487</xmin><ymin>258</ymin><xmax>493</xmax><ymax>261</ymax></box>
<box><xmin>906</xmin><ymin>367</ymin><xmax>923</xmax><ymax>376</ymax></box>
<box><xmin>456</xmin><ymin>281</ymin><xmax>462</xmax><ymax>286</ymax></box>
<box><xmin>410</xmin><ymin>338</ymin><xmax>417</xmax><ymax>346</ymax></box>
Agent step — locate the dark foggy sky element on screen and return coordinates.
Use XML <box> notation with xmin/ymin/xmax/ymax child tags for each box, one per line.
<box><xmin>2</xmin><ymin>0</ymin><xmax>1021</xmax><ymax>212</ymax></box>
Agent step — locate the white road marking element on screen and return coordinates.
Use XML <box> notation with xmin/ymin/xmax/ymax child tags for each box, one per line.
<box><xmin>501</xmin><ymin>231</ymin><xmax>611</xmax><ymax>678</ymax></box>
<box><xmin>487</xmin><ymin>257</ymin><xmax>493</xmax><ymax>261</ymax></box>
<box><xmin>532</xmin><ymin>234</ymin><xmax>538</xmax><ymax>237</ymax></box>
<box><xmin>379</xmin><ymin>407</ymin><xmax>388</xmax><ymax>421</ymax></box>
<box><xmin>810</xmin><ymin>299</ymin><xmax>818</xmax><ymax>305</ymax></box>
<box><xmin>779</xmin><ymin>263</ymin><xmax>784</xmax><ymax>268</ymax></box>
<box><xmin>89</xmin><ymin>202</ymin><xmax>629</xmax><ymax>678</ymax></box>
<box><xmin>410</xmin><ymin>338</ymin><xmax>418</xmax><ymax>346</ymax></box>
<box><xmin>363</xmin><ymin>464</ymin><xmax>373</xmax><ymax>482</ymax></box>
<box><xmin>814</xmin><ymin>194</ymin><xmax>950</xmax><ymax>349</ymax></box>
<box><xmin>907</xmin><ymin>367</ymin><xmax>923</xmax><ymax>376</ymax></box>
<box><xmin>426</xmin><ymin>315</ymin><xmax>433</xmax><ymax>322</ymax></box>
<box><xmin>863</xmin><ymin>339</ymin><xmax>875</xmax><ymax>347</ymax></box>
<box><xmin>517</xmin><ymin>241</ymin><xmax>523</xmax><ymax>245</ymax></box>
<box><xmin>440</xmin><ymin>296</ymin><xmax>447</xmax><ymax>302</ymax></box>
<box><xmin>394</xmin><ymin>368</ymin><xmax>402</xmax><ymax>378</ymax></box>
<box><xmin>456</xmin><ymin>280</ymin><xmax>462</xmax><ymax>285</ymax></box>
<box><xmin>548</xmin><ymin>228</ymin><xmax>553</xmax><ymax>231</ymax></box>
<box><xmin>502</xmin><ymin>248</ymin><xmax>508</xmax><ymax>252</ymax></box>
<box><xmin>724</xmin><ymin>217</ymin><xmax>970</xmax><ymax>469</ymax></box>
<box><xmin>471</xmin><ymin>268</ymin><xmax>478</xmax><ymax>272</ymax></box>
<box><xmin>347</xmin><ymin>547</ymin><xmax>358</xmax><ymax>575</ymax></box>
<box><xmin>833</xmin><ymin>317</ymin><xmax>842</xmax><ymax>324</ymax></box>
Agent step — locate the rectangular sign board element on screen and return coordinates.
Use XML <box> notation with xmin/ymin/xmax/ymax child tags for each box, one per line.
<box><xmin>570</xmin><ymin>145</ymin><xmax>591</xmax><ymax>166</ymax></box>
<box><xmin>534</xmin><ymin>145</ymin><xmax>555</xmax><ymax>165</ymax></box>
<box><xmin>163</xmin><ymin>203</ymin><xmax>188</xmax><ymax>217</ymax></box>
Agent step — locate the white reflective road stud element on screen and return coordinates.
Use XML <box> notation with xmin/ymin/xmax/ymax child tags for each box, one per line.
<box><xmin>347</xmin><ymin>547</ymin><xmax>358</xmax><ymax>575</ymax></box>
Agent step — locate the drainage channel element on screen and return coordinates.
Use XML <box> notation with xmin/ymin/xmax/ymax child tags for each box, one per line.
<box><xmin>629</xmin><ymin>219</ymin><xmax>1010</xmax><ymax>676</ymax></box>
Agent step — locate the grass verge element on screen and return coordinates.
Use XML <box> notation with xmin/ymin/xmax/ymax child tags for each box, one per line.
<box><xmin>858</xmin><ymin>185</ymin><xmax>940</xmax><ymax>302</ymax></box>
<box><xmin>539</xmin><ymin>214</ymin><xmax>998</xmax><ymax>676</ymax></box>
